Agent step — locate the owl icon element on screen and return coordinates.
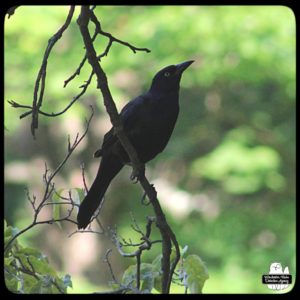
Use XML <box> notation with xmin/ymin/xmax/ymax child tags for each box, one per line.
<box><xmin>267</xmin><ymin>262</ymin><xmax>289</xmax><ymax>291</ymax></box>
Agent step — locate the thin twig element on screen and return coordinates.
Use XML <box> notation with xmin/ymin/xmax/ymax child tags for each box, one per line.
<box><xmin>80</xmin><ymin>162</ymin><xmax>89</xmax><ymax>193</ymax></box>
<box><xmin>8</xmin><ymin>70</ymin><xmax>95</xmax><ymax>120</ymax></box>
<box><xmin>64</xmin><ymin>26</ymin><xmax>98</xmax><ymax>87</ymax></box>
<box><xmin>88</xmin><ymin>9</ymin><xmax>150</xmax><ymax>59</ymax></box>
<box><xmin>103</xmin><ymin>249</ymin><xmax>117</xmax><ymax>283</ymax></box>
<box><xmin>136</xmin><ymin>252</ymin><xmax>141</xmax><ymax>290</ymax></box>
<box><xmin>31</xmin><ymin>5</ymin><xmax>75</xmax><ymax>137</ymax></box>
<box><xmin>4</xmin><ymin>107</ymin><xmax>94</xmax><ymax>254</ymax></box>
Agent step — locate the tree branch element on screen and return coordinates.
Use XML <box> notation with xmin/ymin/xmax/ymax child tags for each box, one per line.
<box><xmin>8</xmin><ymin>70</ymin><xmax>94</xmax><ymax>120</ymax></box>
<box><xmin>88</xmin><ymin>9</ymin><xmax>150</xmax><ymax>59</ymax></box>
<box><xmin>4</xmin><ymin>107</ymin><xmax>94</xmax><ymax>254</ymax></box>
<box><xmin>77</xmin><ymin>6</ymin><xmax>179</xmax><ymax>293</ymax></box>
<box><xmin>30</xmin><ymin>5</ymin><xmax>75</xmax><ymax>137</ymax></box>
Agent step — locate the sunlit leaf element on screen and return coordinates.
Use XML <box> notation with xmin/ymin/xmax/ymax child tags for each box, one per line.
<box><xmin>17</xmin><ymin>247</ymin><xmax>43</xmax><ymax>258</ymax></box>
<box><xmin>183</xmin><ymin>255</ymin><xmax>209</xmax><ymax>294</ymax></box>
<box><xmin>122</xmin><ymin>265</ymin><xmax>136</xmax><ymax>287</ymax></box>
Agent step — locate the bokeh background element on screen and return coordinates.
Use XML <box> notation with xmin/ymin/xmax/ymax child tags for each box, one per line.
<box><xmin>4</xmin><ymin>6</ymin><xmax>295</xmax><ymax>293</ymax></box>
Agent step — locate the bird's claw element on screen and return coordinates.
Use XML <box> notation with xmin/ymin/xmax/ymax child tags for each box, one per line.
<box><xmin>130</xmin><ymin>164</ymin><xmax>145</xmax><ymax>184</ymax></box>
<box><xmin>141</xmin><ymin>187</ymin><xmax>152</xmax><ymax>206</ymax></box>
<box><xmin>130</xmin><ymin>170</ymin><xmax>139</xmax><ymax>184</ymax></box>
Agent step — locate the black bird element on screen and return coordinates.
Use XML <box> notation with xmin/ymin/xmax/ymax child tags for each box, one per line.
<box><xmin>77</xmin><ymin>60</ymin><xmax>194</xmax><ymax>229</ymax></box>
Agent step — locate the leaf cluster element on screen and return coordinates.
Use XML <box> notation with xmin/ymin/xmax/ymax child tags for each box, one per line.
<box><xmin>4</xmin><ymin>220</ymin><xmax>72</xmax><ymax>294</ymax></box>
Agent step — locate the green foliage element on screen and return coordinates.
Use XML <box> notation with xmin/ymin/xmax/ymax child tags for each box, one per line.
<box><xmin>183</xmin><ymin>255</ymin><xmax>209</xmax><ymax>293</ymax></box>
<box><xmin>121</xmin><ymin>263</ymin><xmax>157</xmax><ymax>293</ymax></box>
<box><xmin>191</xmin><ymin>126</ymin><xmax>284</xmax><ymax>194</ymax></box>
<box><xmin>4</xmin><ymin>220</ymin><xmax>72</xmax><ymax>294</ymax></box>
<box><xmin>116</xmin><ymin>246</ymin><xmax>208</xmax><ymax>294</ymax></box>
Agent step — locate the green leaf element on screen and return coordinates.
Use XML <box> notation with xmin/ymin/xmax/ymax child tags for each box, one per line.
<box><xmin>4</xmin><ymin>264</ymin><xmax>18</xmax><ymax>279</ymax></box>
<box><xmin>183</xmin><ymin>255</ymin><xmax>209</xmax><ymax>294</ymax></box>
<box><xmin>4</xmin><ymin>257</ymin><xmax>15</xmax><ymax>266</ymax></box>
<box><xmin>5</xmin><ymin>277</ymin><xmax>19</xmax><ymax>293</ymax></box>
<box><xmin>52</xmin><ymin>281</ymin><xmax>67</xmax><ymax>294</ymax></box>
<box><xmin>4</xmin><ymin>223</ymin><xmax>70</xmax><ymax>294</ymax></box>
<box><xmin>151</xmin><ymin>254</ymin><xmax>163</xmax><ymax>293</ymax></box>
<box><xmin>22</xmin><ymin>256</ymin><xmax>56</xmax><ymax>277</ymax></box>
<box><xmin>4</xmin><ymin>223</ymin><xmax>20</xmax><ymax>241</ymax></box>
<box><xmin>28</xmin><ymin>281</ymin><xmax>43</xmax><ymax>294</ymax></box>
<box><xmin>12</xmin><ymin>226</ymin><xmax>20</xmax><ymax>238</ymax></box>
<box><xmin>62</xmin><ymin>274</ymin><xmax>72</xmax><ymax>288</ymax></box>
<box><xmin>122</xmin><ymin>265</ymin><xmax>137</xmax><ymax>287</ymax></box>
<box><xmin>170</xmin><ymin>244</ymin><xmax>187</xmax><ymax>264</ymax></box>
<box><xmin>170</xmin><ymin>247</ymin><xmax>177</xmax><ymax>264</ymax></box>
<box><xmin>122</xmin><ymin>263</ymin><xmax>157</xmax><ymax>293</ymax></box>
<box><xmin>23</xmin><ymin>273</ymin><xmax>39</xmax><ymax>293</ymax></box>
<box><xmin>41</xmin><ymin>275</ymin><xmax>54</xmax><ymax>288</ymax></box>
<box><xmin>109</xmin><ymin>282</ymin><xmax>121</xmax><ymax>290</ymax></box>
<box><xmin>152</xmin><ymin>254</ymin><xmax>162</xmax><ymax>272</ymax></box>
<box><xmin>140</xmin><ymin>264</ymin><xmax>155</xmax><ymax>293</ymax></box>
<box><xmin>52</xmin><ymin>189</ymin><xmax>64</xmax><ymax>229</ymax></box>
<box><xmin>17</xmin><ymin>247</ymin><xmax>43</xmax><ymax>258</ymax></box>
<box><xmin>71</xmin><ymin>188</ymin><xmax>84</xmax><ymax>214</ymax></box>
<box><xmin>74</xmin><ymin>188</ymin><xmax>85</xmax><ymax>204</ymax></box>
<box><xmin>4</xmin><ymin>226</ymin><xmax>12</xmax><ymax>238</ymax></box>
<box><xmin>15</xmin><ymin>253</ymin><xmax>32</xmax><ymax>270</ymax></box>
<box><xmin>181</xmin><ymin>245</ymin><xmax>189</xmax><ymax>257</ymax></box>
<box><xmin>153</xmin><ymin>274</ymin><xmax>162</xmax><ymax>293</ymax></box>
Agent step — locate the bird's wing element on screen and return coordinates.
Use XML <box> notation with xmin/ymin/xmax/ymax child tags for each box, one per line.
<box><xmin>120</xmin><ymin>94</ymin><xmax>150</xmax><ymax>133</ymax></box>
<box><xmin>94</xmin><ymin>127</ymin><xmax>116</xmax><ymax>157</ymax></box>
<box><xmin>94</xmin><ymin>94</ymin><xmax>149</xmax><ymax>157</ymax></box>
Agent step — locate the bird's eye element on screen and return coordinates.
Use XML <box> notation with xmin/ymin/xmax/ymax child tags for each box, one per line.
<box><xmin>164</xmin><ymin>71</ymin><xmax>170</xmax><ymax>77</ymax></box>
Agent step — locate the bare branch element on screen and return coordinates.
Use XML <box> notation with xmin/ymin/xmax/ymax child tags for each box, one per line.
<box><xmin>25</xmin><ymin>187</ymin><xmax>36</xmax><ymax>210</ymax></box>
<box><xmin>9</xmin><ymin>70</ymin><xmax>95</xmax><ymax>120</ymax></box>
<box><xmin>88</xmin><ymin>9</ymin><xmax>150</xmax><ymax>59</ymax></box>
<box><xmin>4</xmin><ymin>107</ymin><xmax>94</xmax><ymax>254</ymax></box>
<box><xmin>64</xmin><ymin>27</ymin><xmax>97</xmax><ymax>87</ymax></box>
<box><xmin>103</xmin><ymin>249</ymin><xmax>117</xmax><ymax>284</ymax></box>
<box><xmin>64</xmin><ymin>56</ymin><xmax>88</xmax><ymax>88</ymax></box>
<box><xmin>31</xmin><ymin>5</ymin><xmax>75</xmax><ymax>137</ymax></box>
<box><xmin>80</xmin><ymin>163</ymin><xmax>89</xmax><ymax>193</ymax></box>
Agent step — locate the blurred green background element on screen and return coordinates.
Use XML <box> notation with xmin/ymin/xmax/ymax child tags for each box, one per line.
<box><xmin>4</xmin><ymin>5</ymin><xmax>295</xmax><ymax>293</ymax></box>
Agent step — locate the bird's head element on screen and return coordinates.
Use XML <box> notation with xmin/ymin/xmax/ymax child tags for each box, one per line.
<box><xmin>150</xmin><ymin>60</ymin><xmax>194</xmax><ymax>94</ymax></box>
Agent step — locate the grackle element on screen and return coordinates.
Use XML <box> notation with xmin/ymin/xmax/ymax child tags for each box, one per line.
<box><xmin>77</xmin><ymin>60</ymin><xmax>194</xmax><ymax>229</ymax></box>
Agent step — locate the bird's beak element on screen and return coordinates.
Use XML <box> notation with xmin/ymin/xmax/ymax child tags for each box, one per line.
<box><xmin>175</xmin><ymin>60</ymin><xmax>194</xmax><ymax>75</ymax></box>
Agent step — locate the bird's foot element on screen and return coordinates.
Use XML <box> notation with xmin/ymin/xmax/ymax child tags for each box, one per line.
<box><xmin>141</xmin><ymin>184</ymin><xmax>154</xmax><ymax>205</ymax></box>
<box><xmin>130</xmin><ymin>169</ymin><xmax>139</xmax><ymax>183</ymax></box>
<box><xmin>130</xmin><ymin>163</ymin><xmax>145</xmax><ymax>184</ymax></box>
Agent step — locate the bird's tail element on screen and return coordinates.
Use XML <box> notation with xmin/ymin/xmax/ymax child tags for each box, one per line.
<box><xmin>77</xmin><ymin>153</ymin><xmax>123</xmax><ymax>229</ymax></box>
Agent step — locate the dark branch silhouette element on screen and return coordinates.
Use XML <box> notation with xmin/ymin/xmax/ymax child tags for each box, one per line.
<box><xmin>30</xmin><ymin>6</ymin><xmax>75</xmax><ymax>138</ymax></box>
<box><xmin>77</xmin><ymin>6</ymin><xmax>179</xmax><ymax>293</ymax></box>
<box><xmin>4</xmin><ymin>107</ymin><xmax>94</xmax><ymax>254</ymax></box>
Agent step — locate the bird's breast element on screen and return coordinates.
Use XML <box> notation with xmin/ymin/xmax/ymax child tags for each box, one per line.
<box><xmin>130</xmin><ymin>103</ymin><xmax>179</xmax><ymax>162</ymax></box>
